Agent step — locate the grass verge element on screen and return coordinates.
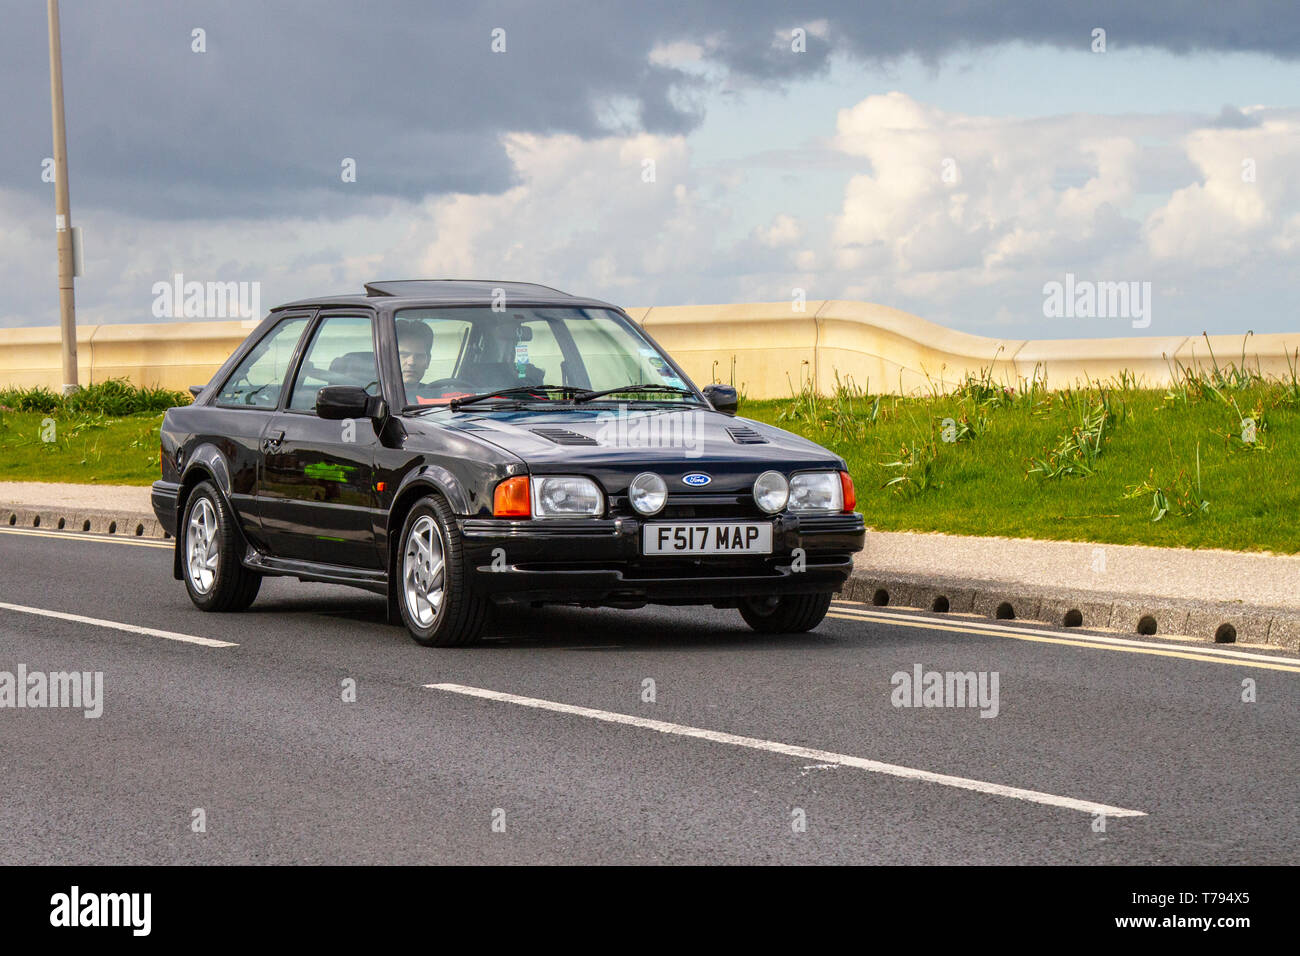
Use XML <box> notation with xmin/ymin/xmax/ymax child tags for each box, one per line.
<box><xmin>0</xmin><ymin>380</ymin><xmax>188</xmax><ymax>486</ymax></box>
<box><xmin>4</xmin><ymin>360</ymin><xmax>1300</xmax><ymax>552</ymax></box>
<box><xmin>0</xmin><ymin>411</ymin><xmax>167</xmax><ymax>486</ymax></box>
<box><xmin>741</xmin><ymin>351</ymin><xmax>1300</xmax><ymax>553</ymax></box>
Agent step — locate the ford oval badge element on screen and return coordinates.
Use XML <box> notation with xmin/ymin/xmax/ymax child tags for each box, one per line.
<box><xmin>682</xmin><ymin>473</ymin><xmax>712</xmax><ymax>487</ymax></box>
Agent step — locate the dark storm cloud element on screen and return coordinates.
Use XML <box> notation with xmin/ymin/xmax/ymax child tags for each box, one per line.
<box><xmin>1207</xmin><ymin>105</ymin><xmax>1263</xmax><ymax>128</ymax></box>
<box><xmin>4</xmin><ymin>1</ymin><xmax>1298</xmax><ymax>219</ymax></box>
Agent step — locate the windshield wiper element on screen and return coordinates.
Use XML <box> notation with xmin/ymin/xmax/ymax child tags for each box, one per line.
<box><xmin>572</xmin><ymin>383</ymin><xmax>699</xmax><ymax>404</ymax></box>
<box><xmin>403</xmin><ymin>385</ymin><xmax>582</xmax><ymax>413</ymax></box>
<box><xmin>445</xmin><ymin>384</ymin><xmax>585</xmax><ymax>411</ymax></box>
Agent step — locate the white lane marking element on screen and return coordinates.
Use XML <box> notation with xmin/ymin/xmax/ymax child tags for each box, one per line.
<box><xmin>425</xmin><ymin>682</ymin><xmax>1146</xmax><ymax>818</ymax></box>
<box><xmin>0</xmin><ymin>602</ymin><xmax>236</xmax><ymax>648</ymax></box>
<box><xmin>0</xmin><ymin>527</ymin><xmax>171</xmax><ymax>550</ymax></box>
<box><xmin>831</xmin><ymin>602</ymin><xmax>1300</xmax><ymax>667</ymax></box>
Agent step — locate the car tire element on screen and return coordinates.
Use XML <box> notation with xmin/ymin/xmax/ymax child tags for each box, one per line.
<box><xmin>738</xmin><ymin>592</ymin><xmax>833</xmax><ymax>634</ymax></box>
<box><xmin>181</xmin><ymin>480</ymin><xmax>261</xmax><ymax>612</ymax></box>
<box><xmin>395</xmin><ymin>494</ymin><xmax>488</xmax><ymax>647</ymax></box>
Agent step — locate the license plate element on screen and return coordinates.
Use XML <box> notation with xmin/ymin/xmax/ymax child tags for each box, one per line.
<box><xmin>642</xmin><ymin>522</ymin><xmax>773</xmax><ymax>555</ymax></box>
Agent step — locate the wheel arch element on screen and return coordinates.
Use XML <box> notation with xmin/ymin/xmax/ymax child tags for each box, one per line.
<box><xmin>388</xmin><ymin>466</ymin><xmax>470</xmax><ymax>537</ymax></box>
<box><xmin>384</xmin><ymin>468</ymin><xmax>470</xmax><ymax>614</ymax></box>
<box><xmin>172</xmin><ymin>446</ymin><xmax>240</xmax><ymax>580</ymax></box>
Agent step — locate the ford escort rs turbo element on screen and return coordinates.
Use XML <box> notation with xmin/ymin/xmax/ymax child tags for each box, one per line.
<box><xmin>152</xmin><ymin>280</ymin><xmax>866</xmax><ymax>646</ymax></box>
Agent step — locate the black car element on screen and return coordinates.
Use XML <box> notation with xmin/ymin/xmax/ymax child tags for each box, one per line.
<box><xmin>152</xmin><ymin>280</ymin><xmax>865</xmax><ymax>646</ymax></box>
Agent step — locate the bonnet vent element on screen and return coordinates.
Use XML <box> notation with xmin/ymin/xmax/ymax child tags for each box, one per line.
<box><xmin>725</xmin><ymin>425</ymin><xmax>768</xmax><ymax>444</ymax></box>
<box><xmin>530</xmin><ymin>427</ymin><xmax>599</xmax><ymax>446</ymax></box>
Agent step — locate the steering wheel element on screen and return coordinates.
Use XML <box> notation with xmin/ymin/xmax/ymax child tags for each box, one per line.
<box><xmin>421</xmin><ymin>377</ymin><xmax>479</xmax><ymax>394</ymax></box>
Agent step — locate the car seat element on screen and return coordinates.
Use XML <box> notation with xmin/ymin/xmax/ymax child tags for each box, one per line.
<box><xmin>329</xmin><ymin>351</ymin><xmax>379</xmax><ymax>389</ymax></box>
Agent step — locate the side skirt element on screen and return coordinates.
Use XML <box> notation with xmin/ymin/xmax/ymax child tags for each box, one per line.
<box><xmin>242</xmin><ymin>548</ymin><xmax>389</xmax><ymax>596</ymax></box>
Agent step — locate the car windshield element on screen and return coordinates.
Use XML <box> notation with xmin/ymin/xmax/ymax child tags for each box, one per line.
<box><xmin>394</xmin><ymin>306</ymin><xmax>698</xmax><ymax>408</ymax></box>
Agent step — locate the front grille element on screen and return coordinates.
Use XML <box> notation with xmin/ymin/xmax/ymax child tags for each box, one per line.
<box><xmin>611</xmin><ymin>494</ymin><xmax>759</xmax><ymax>519</ymax></box>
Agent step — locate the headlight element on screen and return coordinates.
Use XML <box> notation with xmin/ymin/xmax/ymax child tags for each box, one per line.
<box><xmin>789</xmin><ymin>471</ymin><xmax>844</xmax><ymax>513</ymax></box>
<box><xmin>531</xmin><ymin>475</ymin><xmax>604</xmax><ymax>517</ymax></box>
<box><xmin>752</xmin><ymin>470</ymin><xmax>789</xmax><ymax>513</ymax></box>
<box><xmin>628</xmin><ymin>472</ymin><xmax>667</xmax><ymax>515</ymax></box>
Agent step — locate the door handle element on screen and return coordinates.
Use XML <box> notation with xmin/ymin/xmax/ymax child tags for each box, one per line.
<box><xmin>263</xmin><ymin>429</ymin><xmax>285</xmax><ymax>452</ymax></box>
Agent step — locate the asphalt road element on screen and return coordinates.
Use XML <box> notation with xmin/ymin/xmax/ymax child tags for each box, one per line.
<box><xmin>1</xmin><ymin>526</ymin><xmax>1296</xmax><ymax>865</ymax></box>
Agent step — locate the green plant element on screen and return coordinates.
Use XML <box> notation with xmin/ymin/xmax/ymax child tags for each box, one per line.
<box><xmin>1123</xmin><ymin>473</ymin><xmax>1172</xmax><ymax>522</ymax></box>
<box><xmin>881</xmin><ymin>423</ymin><xmax>941</xmax><ymax>495</ymax></box>
<box><xmin>939</xmin><ymin>410</ymin><xmax>987</xmax><ymax>443</ymax></box>
<box><xmin>777</xmin><ymin>370</ymin><xmax>876</xmax><ymax>442</ymax></box>
<box><xmin>778</xmin><ymin>368</ymin><xmax>819</xmax><ymax>429</ymax></box>
<box><xmin>1123</xmin><ymin>443</ymin><xmax>1209</xmax><ymax>522</ymax></box>
<box><xmin>1175</xmin><ymin>443</ymin><xmax>1211</xmax><ymax>517</ymax></box>
<box><xmin>0</xmin><ymin>379</ymin><xmax>188</xmax><ymax>416</ymax></box>
<box><xmin>1025</xmin><ymin>391</ymin><xmax>1117</xmax><ymax>479</ymax></box>
<box><xmin>952</xmin><ymin>365</ymin><xmax>1017</xmax><ymax>411</ymax></box>
<box><xmin>65</xmin><ymin>378</ymin><xmax>190</xmax><ymax>415</ymax></box>
<box><xmin>1212</xmin><ymin>395</ymin><xmax>1269</xmax><ymax>452</ymax></box>
<box><xmin>66</xmin><ymin>413</ymin><xmax>111</xmax><ymax>437</ymax></box>
<box><xmin>824</xmin><ymin>372</ymin><xmax>869</xmax><ymax>443</ymax></box>
<box><xmin>0</xmin><ymin>385</ymin><xmax>61</xmax><ymax>413</ymax></box>
<box><xmin>1279</xmin><ymin>348</ymin><xmax>1300</xmax><ymax>408</ymax></box>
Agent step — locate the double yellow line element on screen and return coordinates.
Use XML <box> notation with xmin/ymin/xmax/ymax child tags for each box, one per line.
<box><xmin>830</xmin><ymin>601</ymin><xmax>1300</xmax><ymax>673</ymax></box>
<box><xmin>0</xmin><ymin>526</ymin><xmax>172</xmax><ymax>550</ymax></box>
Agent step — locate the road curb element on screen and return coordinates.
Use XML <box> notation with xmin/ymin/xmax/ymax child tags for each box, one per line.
<box><xmin>1</xmin><ymin>506</ymin><xmax>166</xmax><ymax>541</ymax></box>
<box><xmin>841</xmin><ymin>570</ymin><xmax>1300</xmax><ymax>650</ymax></box>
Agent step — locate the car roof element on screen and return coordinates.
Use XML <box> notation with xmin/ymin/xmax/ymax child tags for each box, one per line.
<box><xmin>270</xmin><ymin>279</ymin><xmax>622</xmax><ymax>313</ymax></box>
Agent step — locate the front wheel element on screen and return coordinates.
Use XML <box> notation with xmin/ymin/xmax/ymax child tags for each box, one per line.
<box><xmin>395</xmin><ymin>495</ymin><xmax>488</xmax><ymax>647</ymax></box>
<box><xmin>738</xmin><ymin>592</ymin><xmax>833</xmax><ymax>634</ymax></box>
<box><xmin>181</xmin><ymin>480</ymin><xmax>261</xmax><ymax>612</ymax></box>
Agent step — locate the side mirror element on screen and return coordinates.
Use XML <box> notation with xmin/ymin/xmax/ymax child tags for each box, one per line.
<box><xmin>702</xmin><ymin>384</ymin><xmax>739</xmax><ymax>416</ymax></box>
<box><xmin>317</xmin><ymin>385</ymin><xmax>386</xmax><ymax>422</ymax></box>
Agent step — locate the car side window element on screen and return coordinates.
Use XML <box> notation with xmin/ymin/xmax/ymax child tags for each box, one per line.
<box><xmin>214</xmin><ymin>317</ymin><xmax>309</xmax><ymax>409</ymax></box>
<box><xmin>288</xmin><ymin>314</ymin><xmax>380</xmax><ymax>412</ymax></box>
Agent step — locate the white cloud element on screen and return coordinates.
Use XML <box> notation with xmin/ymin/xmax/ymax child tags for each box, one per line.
<box><xmin>415</xmin><ymin>132</ymin><xmax>719</xmax><ymax>294</ymax></box>
<box><xmin>756</xmin><ymin>214</ymin><xmax>801</xmax><ymax>247</ymax></box>
<box><xmin>828</xmin><ymin>93</ymin><xmax>1142</xmax><ymax>278</ymax></box>
<box><xmin>648</xmin><ymin>41</ymin><xmax>705</xmax><ymax>68</ymax></box>
<box><xmin>6</xmin><ymin>92</ymin><xmax>1300</xmax><ymax>338</ymax></box>
<box><xmin>1143</xmin><ymin>118</ymin><xmax>1300</xmax><ymax>264</ymax></box>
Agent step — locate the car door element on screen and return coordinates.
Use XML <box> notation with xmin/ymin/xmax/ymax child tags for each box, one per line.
<box><xmin>258</xmin><ymin>311</ymin><xmax>384</xmax><ymax>568</ymax></box>
<box><xmin>207</xmin><ymin>312</ymin><xmax>314</xmax><ymax>549</ymax></box>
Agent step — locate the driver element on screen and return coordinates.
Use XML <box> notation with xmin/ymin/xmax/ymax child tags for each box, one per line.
<box><xmin>396</xmin><ymin>319</ymin><xmax>434</xmax><ymax>398</ymax></box>
<box><xmin>462</xmin><ymin>319</ymin><xmax>542</xmax><ymax>388</ymax></box>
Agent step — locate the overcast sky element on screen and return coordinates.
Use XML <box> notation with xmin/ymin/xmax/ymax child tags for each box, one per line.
<box><xmin>4</xmin><ymin>0</ymin><xmax>1300</xmax><ymax>339</ymax></box>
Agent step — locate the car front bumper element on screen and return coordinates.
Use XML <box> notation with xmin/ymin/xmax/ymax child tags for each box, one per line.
<box><xmin>458</xmin><ymin>512</ymin><xmax>865</xmax><ymax>607</ymax></box>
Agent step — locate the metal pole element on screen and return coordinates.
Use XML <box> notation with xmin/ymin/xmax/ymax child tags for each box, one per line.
<box><xmin>47</xmin><ymin>0</ymin><xmax>78</xmax><ymax>393</ymax></box>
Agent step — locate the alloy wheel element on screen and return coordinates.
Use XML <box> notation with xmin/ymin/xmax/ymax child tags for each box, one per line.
<box><xmin>186</xmin><ymin>496</ymin><xmax>219</xmax><ymax>594</ymax></box>
<box><xmin>402</xmin><ymin>514</ymin><xmax>446</xmax><ymax>629</ymax></box>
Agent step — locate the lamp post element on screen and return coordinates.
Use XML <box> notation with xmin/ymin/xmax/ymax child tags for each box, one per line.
<box><xmin>47</xmin><ymin>0</ymin><xmax>78</xmax><ymax>394</ymax></box>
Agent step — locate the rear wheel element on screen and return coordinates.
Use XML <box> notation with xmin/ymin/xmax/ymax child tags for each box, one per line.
<box><xmin>738</xmin><ymin>592</ymin><xmax>833</xmax><ymax>634</ymax></box>
<box><xmin>395</xmin><ymin>495</ymin><xmax>488</xmax><ymax>647</ymax></box>
<box><xmin>182</xmin><ymin>480</ymin><xmax>261</xmax><ymax>612</ymax></box>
